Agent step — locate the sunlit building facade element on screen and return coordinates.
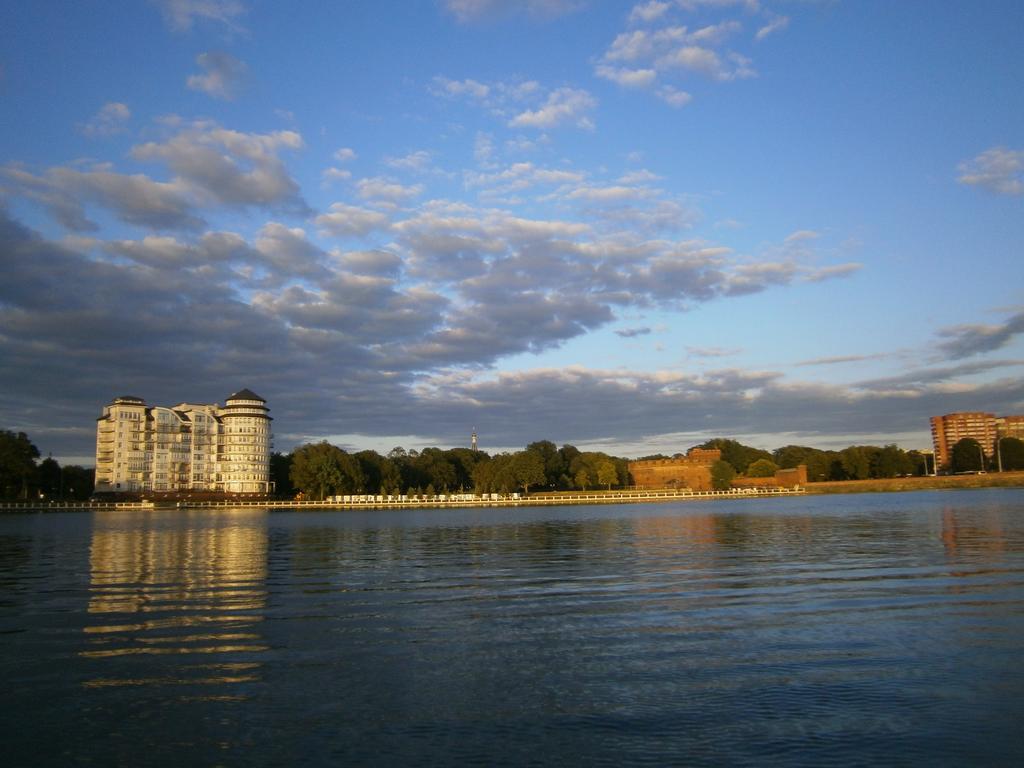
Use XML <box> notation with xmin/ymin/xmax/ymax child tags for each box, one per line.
<box><xmin>94</xmin><ymin>389</ymin><xmax>272</xmax><ymax>494</ymax></box>
<box><xmin>928</xmin><ymin>411</ymin><xmax>1024</xmax><ymax>471</ymax></box>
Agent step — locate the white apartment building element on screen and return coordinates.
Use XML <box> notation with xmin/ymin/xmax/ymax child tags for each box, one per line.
<box><xmin>94</xmin><ymin>389</ymin><xmax>273</xmax><ymax>495</ymax></box>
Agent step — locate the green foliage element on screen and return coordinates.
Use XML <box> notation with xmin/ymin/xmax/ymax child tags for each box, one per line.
<box><xmin>710</xmin><ymin>460</ymin><xmax>735</xmax><ymax>491</ymax></box>
<box><xmin>33</xmin><ymin>456</ymin><xmax>93</xmax><ymax>500</ymax></box>
<box><xmin>511</xmin><ymin>450</ymin><xmax>546</xmax><ymax>494</ymax></box>
<box><xmin>596</xmin><ymin>459</ymin><xmax>618</xmax><ymax>489</ymax></box>
<box><xmin>951</xmin><ymin>438</ymin><xmax>985</xmax><ymax>473</ymax></box>
<box><xmin>270</xmin><ymin>452</ymin><xmax>294</xmax><ymax>497</ymax></box>
<box><xmin>574</xmin><ymin>468</ymin><xmax>590</xmax><ymax>490</ymax></box>
<box><xmin>0</xmin><ymin>430</ymin><xmax>40</xmax><ymax>500</ymax></box>
<box><xmin>698</xmin><ymin>438</ymin><xmax>772</xmax><ymax>474</ymax></box>
<box><xmin>839</xmin><ymin>446</ymin><xmax>871</xmax><ymax>480</ymax></box>
<box><xmin>526</xmin><ymin>440</ymin><xmax>565</xmax><ymax>489</ymax></box>
<box><xmin>289</xmin><ymin>442</ymin><xmax>364</xmax><ymax>500</ymax></box>
<box><xmin>871</xmin><ymin>444</ymin><xmax>914</xmax><ymax>478</ymax></box>
<box><xmin>37</xmin><ymin>457</ymin><xmax>61</xmax><ymax>497</ymax></box>
<box><xmin>745</xmin><ymin>458</ymin><xmax>778</xmax><ymax>477</ymax></box>
<box><xmin>472</xmin><ymin>453</ymin><xmax>516</xmax><ymax>494</ymax></box>
<box><xmin>413</xmin><ymin>448</ymin><xmax>457</xmax><ymax>492</ymax></box>
<box><xmin>999</xmin><ymin>437</ymin><xmax>1024</xmax><ymax>471</ymax></box>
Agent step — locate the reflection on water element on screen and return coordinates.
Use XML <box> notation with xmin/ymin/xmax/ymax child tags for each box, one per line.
<box><xmin>1</xmin><ymin>490</ymin><xmax>1024</xmax><ymax>766</ymax></box>
<box><xmin>83</xmin><ymin>509</ymin><xmax>268</xmax><ymax>693</ymax></box>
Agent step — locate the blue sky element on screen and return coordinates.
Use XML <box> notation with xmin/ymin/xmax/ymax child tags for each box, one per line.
<box><xmin>1</xmin><ymin>0</ymin><xmax>1022</xmax><ymax>463</ymax></box>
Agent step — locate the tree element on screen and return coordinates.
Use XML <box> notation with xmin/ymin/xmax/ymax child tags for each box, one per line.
<box><xmin>289</xmin><ymin>442</ymin><xmax>364</xmax><ymax>500</ymax></box>
<box><xmin>445</xmin><ymin>447</ymin><xmax>486</xmax><ymax>491</ymax></box>
<box><xmin>871</xmin><ymin>444</ymin><xmax>913</xmax><ymax>478</ymax></box>
<box><xmin>473</xmin><ymin>453</ymin><xmax>517</xmax><ymax>494</ymax></box>
<box><xmin>414</xmin><ymin>448</ymin><xmax>457</xmax><ymax>492</ymax></box>
<box><xmin>698</xmin><ymin>438</ymin><xmax>773</xmax><ymax>474</ymax></box>
<box><xmin>511</xmin><ymin>450</ymin><xmax>546</xmax><ymax>494</ymax></box>
<box><xmin>839</xmin><ymin>446</ymin><xmax>871</xmax><ymax>480</ymax></box>
<box><xmin>574</xmin><ymin>468</ymin><xmax>590</xmax><ymax>490</ymax></box>
<box><xmin>745</xmin><ymin>458</ymin><xmax>778</xmax><ymax>478</ymax></box>
<box><xmin>270</xmin><ymin>452</ymin><xmax>294</xmax><ymax>497</ymax></box>
<box><xmin>951</xmin><ymin>438</ymin><xmax>985</xmax><ymax>473</ymax></box>
<box><xmin>997</xmin><ymin>437</ymin><xmax>1024</xmax><ymax>471</ymax></box>
<box><xmin>596</xmin><ymin>459</ymin><xmax>618</xmax><ymax>490</ymax></box>
<box><xmin>526</xmin><ymin>440</ymin><xmax>565</xmax><ymax>489</ymax></box>
<box><xmin>60</xmin><ymin>465</ymin><xmax>94</xmax><ymax>500</ymax></box>
<box><xmin>710</xmin><ymin>460</ymin><xmax>735</xmax><ymax>491</ymax></box>
<box><xmin>0</xmin><ymin>430</ymin><xmax>40</xmax><ymax>500</ymax></box>
<box><xmin>38</xmin><ymin>457</ymin><xmax>62</xmax><ymax>498</ymax></box>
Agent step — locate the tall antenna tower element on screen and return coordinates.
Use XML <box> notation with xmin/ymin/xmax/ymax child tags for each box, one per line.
<box><xmin>471</xmin><ymin>427</ymin><xmax>478</xmax><ymax>452</ymax></box>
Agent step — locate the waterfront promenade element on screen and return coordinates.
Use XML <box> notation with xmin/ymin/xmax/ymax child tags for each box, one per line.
<box><xmin>0</xmin><ymin>486</ymin><xmax>803</xmax><ymax>513</ymax></box>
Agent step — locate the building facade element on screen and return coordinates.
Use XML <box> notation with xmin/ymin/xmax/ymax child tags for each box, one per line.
<box><xmin>95</xmin><ymin>389</ymin><xmax>272</xmax><ymax>495</ymax></box>
<box><xmin>629</xmin><ymin>448</ymin><xmax>806</xmax><ymax>490</ymax></box>
<box><xmin>628</xmin><ymin>448</ymin><xmax>722</xmax><ymax>491</ymax></box>
<box><xmin>929</xmin><ymin>411</ymin><xmax>1024</xmax><ymax>471</ymax></box>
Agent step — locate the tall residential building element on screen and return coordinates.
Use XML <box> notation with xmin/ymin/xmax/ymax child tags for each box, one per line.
<box><xmin>996</xmin><ymin>415</ymin><xmax>1024</xmax><ymax>441</ymax></box>
<box><xmin>95</xmin><ymin>389</ymin><xmax>272</xmax><ymax>494</ymax></box>
<box><xmin>930</xmin><ymin>412</ymin><xmax>997</xmax><ymax>471</ymax></box>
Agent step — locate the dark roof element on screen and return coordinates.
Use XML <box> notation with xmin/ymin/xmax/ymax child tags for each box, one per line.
<box><xmin>113</xmin><ymin>395</ymin><xmax>146</xmax><ymax>404</ymax></box>
<box><xmin>226</xmin><ymin>388</ymin><xmax>265</xmax><ymax>402</ymax></box>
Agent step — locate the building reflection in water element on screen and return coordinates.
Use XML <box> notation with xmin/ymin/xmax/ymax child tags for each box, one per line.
<box><xmin>82</xmin><ymin>509</ymin><xmax>269</xmax><ymax>698</ymax></box>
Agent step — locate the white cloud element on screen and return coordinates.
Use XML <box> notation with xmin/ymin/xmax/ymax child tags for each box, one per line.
<box><xmin>442</xmin><ymin>0</ymin><xmax>583</xmax><ymax>23</ymax></box>
<box><xmin>430</xmin><ymin>76</ymin><xmax>490</xmax><ymax>100</ymax></box>
<box><xmin>595</xmin><ymin>64</ymin><xmax>658</xmax><ymax>89</ymax></box>
<box><xmin>568</xmin><ymin>185</ymin><xmax>653</xmax><ymax>202</ymax></box>
<box><xmin>355</xmin><ymin>176</ymin><xmax>424</xmax><ymax>203</ymax></box>
<box><xmin>78</xmin><ymin>102</ymin><xmax>131</xmax><ymax>137</ymax></box>
<box><xmin>315</xmin><ymin>203</ymin><xmax>392</xmax><ymax>238</ymax></box>
<box><xmin>154</xmin><ymin>0</ymin><xmax>246</xmax><ymax>31</ymax></box>
<box><xmin>630</xmin><ymin>1</ymin><xmax>671</xmax><ymax>24</ymax></box>
<box><xmin>618</xmin><ymin>169</ymin><xmax>661</xmax><ymax>184</ymax></box>
<box><xmin>784</xmin><ymin>229</ymin><xmax>819</xmax><ymax>243</ymax></box>
<box><xmin>322</xmin><ymin>167</ymin><xmax>352</xmax><ymax>184</ymax></box>
<box><xmin>937</xmin><ymin>311</ymin><xmax>1024</xmax><ymax>359</ymax></box>
<box><xmin>677</xmin><ymin>0</ymin><xmax>760</xmax><ymax>11</ymax></box>
<box><xmin>474</xmin><ymin>132</ymin><xmax>495</xmax><ymax>166</ymax></box>
<box><xmin>756</xmin><ymin>14</ymin><xmax>789</xmax><ymax>40</ymax></box>
<box><xmin>334</xmin><ymin>147</ymin><xmax>357</xmax><ymax>163</ymax></box>
<box><xmin>508</xmin><ymin>87</ymin><xmax>597</xmax><ymax>130</ymax></box>
<box><xmin>957</xmin><ymin>147</ymin><xmax>1024</xmax><ymax>195</ymax></box>
<box><xmin>186</xmin><ymin>51</ymin><xmax>248</xmax><ymax>100</ymax></box>
<box><xmin>657</xmin><ymin>45</ymin><xmax>754</xmax><ymax>81</ymax></box>
<box><xmin>2</xmin><ymin>162</ymin><xmax>199</xmax><ymax>231</ymax></box>
<box><xmin>384</xmin><ymin>150</ymin><xmax>434</xmax><ymax>172</ymax></box>
<box><xmin>131</xmin><ymin>121</ymin><xmax>307</xmax><ymax>211</ymax></box>
<box><xmin>252</xmin><ymin>222</ymin><xmax>328</xmax><ymax>281</ymax></box>
<box><xmin>657</xmin><ymin>85</ymin><xmax>692</xmax><ymax>107</ymax></box>
<box><xmin>596</xmin><ymin>6</ymin><xmax>765</xmax><ymax>104</ymax></box>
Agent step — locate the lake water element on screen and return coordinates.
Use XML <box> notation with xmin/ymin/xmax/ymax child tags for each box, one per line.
<box><xmin>2</xmin><ymin>489</ymin><xmax>1024</xmax><ymax>766</ymax></box>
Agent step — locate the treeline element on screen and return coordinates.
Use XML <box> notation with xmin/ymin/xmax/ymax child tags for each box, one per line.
<box><xmin>277</xmin><ymin>436</ymin><xmax>964</xmax><ymax>501</ymax></box>
<box><xmin>277</xmin><ymin>435</ymin><xmax>998</xmax><ymax>501</ymax></box>
<box><xmin>0</xmin><ymin>430</ymin><xmax>94</xmax><ymax>501</ymax></box>
<box><xmin>276</xmin><ymin>440</ymin><xmax>630</xmax><ymax>500</ymax></box>
<box><xmin>641</xmin><ymin>437</ymin><xmax>1024</xmax><ymax>481</ymax></box>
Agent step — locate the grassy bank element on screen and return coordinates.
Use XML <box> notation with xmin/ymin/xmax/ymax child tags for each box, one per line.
<box><xmin>805</xmin><ymin>471</ymin><xmax>1024</xmax><ymax>495</ymax></box>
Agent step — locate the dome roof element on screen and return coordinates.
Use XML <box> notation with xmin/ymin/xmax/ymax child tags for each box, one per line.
<box><xmin>226</xmin><ymin>388</ymin><xmax>265</xmax><ymax>403</ymax></box>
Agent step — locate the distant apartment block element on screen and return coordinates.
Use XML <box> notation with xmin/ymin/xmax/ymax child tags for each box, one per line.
<box><xmin>930</xmin><ymin>411</ymin><xmax>1024</xmax><ymax>471</ymax></box>
<box><xmin>94</xmin><ymin>389</ymin><xmax>272</xmax><ymax>495</ymax></box>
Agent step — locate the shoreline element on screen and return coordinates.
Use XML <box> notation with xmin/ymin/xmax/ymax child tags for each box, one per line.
<box><xmin>804</xmin><ymin>471</ymin><xmax>1024</xmax><ymax>495</ymax></box>
<box><xmin>3</xmin><ymin>472</ymin><xmax>1024</xmax><ymax>512</ymax></box>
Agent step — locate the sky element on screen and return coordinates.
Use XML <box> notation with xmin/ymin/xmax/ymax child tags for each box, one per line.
<box><xmin>1</xmin><ymin>0</ymin><xmax>1023</xmax><ymax>465</ymax></box>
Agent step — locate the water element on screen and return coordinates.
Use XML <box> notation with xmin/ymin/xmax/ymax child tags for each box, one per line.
<box><xmin>2</xmin><ymin>489</ymin><xmax>1024</xmax><ymax>766</ymax></box>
